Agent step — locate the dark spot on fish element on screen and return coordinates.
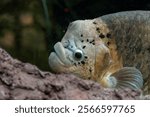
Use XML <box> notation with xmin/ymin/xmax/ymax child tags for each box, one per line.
<box><xmin>107</xmin><ymin>41</ymin><xmax>111</xmax><ymax>46</ymax></box>
<box><xmin>89</xmin><ymin>68</ymin><xmax>92</xmax><ymax>73</ymax></box>
<box><xmin>81</xmin><ymin>40</ymin><xmax>84</xmax><ymax>43</ymax></box>
<box><xmin>84</xmin><ymin>56</ymin><xmax>88</xmax><ymax>59</ymax></box>
<box><xmin>74</xmin><ymin>63</ymin><xmax>77</xmax><ymax>66</ymax></box>
<box><xmin>96</xmin><ymin>27</ymin><xmax>100</xmax><ymax>31</ymax></box>
<box><xmin>96</xmin><ymin>28</ymin><xmax>100</xmax><ymax>33</ymax></box>
<box><xmin>93</xmin><ymin>21</ymin><xmax>97</xmax><ymax>24</ymax></box>
<box><xmin>82</xmin><ymin>46</ymin><xmax>86</xmax><ymax>49</ymax></box>
<box><xmin>89</xmin><ymin>40</ymin><xmax>95</xmax><ymax>45</ymax></box>
<box><xmin>90</xmin><ymin>40</ymin><xmax>94</xmax><ymax>43</ymax></box>
<box><xmin>106</xmin><ymin>33</ymin><xmax>111</xmax><ymax>38</ymax></box>
<box><xmin>87</xmin><ymin>39</ymin><xmax>89</xmax><ymax>42</ymax></box>
<box><xmin>99</xmin><ymin>33</ymin><xmax>105</xmax><ymax>38</ymax></box>
<box><xmin>81</xmin><ymin>61</ymin><xmax>85</xmax><ymax>65</ymax></box>
<box><xmin>81</xmin><ymin>34</ymin><xmax>83</xmax><ymax>37</ymax></box>
<box><xmin>78</xmin><ymin>62</ymin><xmax>81</xmax><ymax>65</ymax></box>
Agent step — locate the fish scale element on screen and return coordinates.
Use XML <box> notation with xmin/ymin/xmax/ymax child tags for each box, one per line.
<box><xmin>49</xmin><ymin>11</ymin><xmax>150</xmax><ymax>95</ymax></box>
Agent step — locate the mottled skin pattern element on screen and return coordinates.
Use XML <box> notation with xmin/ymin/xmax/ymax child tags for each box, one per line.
<box><xmin>49</xmin><ymin>11</ymin><xmax>149</xmax><ymax>95</ymax></box>
<box><xmin>99</xmin><ymin>11</ymin><xmax>150</xmax><ymax>94</ymax></box>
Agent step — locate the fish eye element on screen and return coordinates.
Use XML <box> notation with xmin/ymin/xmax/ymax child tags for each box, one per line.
<box><xmin>73</xmin><ymin>49</ymin><xmax>83</xmax><ymax>60</ymax></box>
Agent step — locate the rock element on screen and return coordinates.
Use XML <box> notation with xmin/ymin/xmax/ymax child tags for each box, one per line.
<box><xmin>0</xmin><ymin>48</ymin><xmax>148</xmax><ymax>99</ymax></box>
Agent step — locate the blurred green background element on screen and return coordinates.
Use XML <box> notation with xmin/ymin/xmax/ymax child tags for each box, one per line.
<box><xmin>0</xmin><ymin>0</ymin><xmax>150</xmax><ymax>71</ymax></box>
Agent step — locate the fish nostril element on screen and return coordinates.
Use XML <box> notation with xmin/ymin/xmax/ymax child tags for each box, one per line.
<box><xmin>63</xmin><ymin>40</ymin><xmax>69</xmax><ymax>48</ymax></box>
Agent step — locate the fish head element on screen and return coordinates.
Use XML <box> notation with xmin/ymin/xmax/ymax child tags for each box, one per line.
<box><xmin>49</xmin><ymin>19</ymin><xmax>112</xmax><ymax>80</ymax></box>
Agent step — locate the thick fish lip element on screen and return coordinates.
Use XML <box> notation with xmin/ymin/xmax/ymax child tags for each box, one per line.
<box><xmin>48</xmin><ymin>42</ymin><xmax>72</xmax><ymax>72</ymax></box>
<box><xmin>48</xmin><ymin>52</ymin><xmax>65</xmax><ymax>72</ymax></box>
<box><xmin>54</xmin><ymin>42</ymin><xmax>72</xmax><ymax>65</ymax></box>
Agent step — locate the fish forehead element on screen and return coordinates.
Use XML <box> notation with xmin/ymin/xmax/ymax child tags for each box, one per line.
<box><xmin>63</xmin><ymin>20</ymin><xmax>96</xmax><ymax>41</ymax></box>
<box><xmin>61</xmin><ymin>18</ymin><xmax>110</xmax><ymax>46</ymax></box>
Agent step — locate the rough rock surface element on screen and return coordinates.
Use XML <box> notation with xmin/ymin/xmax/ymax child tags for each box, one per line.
<box><xmin>0</xmin><ymin>47</ymin><xmax>149</xmax><ymax>100</ymax></box>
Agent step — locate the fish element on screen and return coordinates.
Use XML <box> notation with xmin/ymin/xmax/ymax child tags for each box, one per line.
<box><xmin>49</xmin><ymin>11</ymin><xmax>150</xmax><ymax>94</ymax></box>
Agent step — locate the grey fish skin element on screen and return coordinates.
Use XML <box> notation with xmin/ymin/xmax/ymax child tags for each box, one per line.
<box><xmin>99</xmin><ymin>11</ymin><xmax>150</xmax><ymax>94</ymax></box>
<box><xmin>49</xmin><ymin>11</ymin><xmax>150</xmax><ymax>94</ymax></box>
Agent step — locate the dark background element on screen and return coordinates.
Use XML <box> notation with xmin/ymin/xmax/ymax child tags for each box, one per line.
<box><xmin>0</xmin><ymin>0</ymin><xmax>150</xmax><ymax>71</ymax></box>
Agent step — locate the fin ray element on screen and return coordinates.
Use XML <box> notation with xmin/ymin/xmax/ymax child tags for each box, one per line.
<box><xmin>110</xmin><ymin>67</ymin><xmax>143</xmax><ymax>90</ymax></box>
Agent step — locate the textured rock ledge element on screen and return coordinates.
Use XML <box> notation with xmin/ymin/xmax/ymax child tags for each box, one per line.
<box><xmin>0</xmin><ymin>48</ymin><xmax>149</xmax><ymax>100</ymax></box>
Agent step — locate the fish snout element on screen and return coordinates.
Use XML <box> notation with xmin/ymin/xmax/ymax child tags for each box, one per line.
<box><xmin>48</xmin><ymin>42</ymin><xmax>72</xmax><ymax>73</ymax></box>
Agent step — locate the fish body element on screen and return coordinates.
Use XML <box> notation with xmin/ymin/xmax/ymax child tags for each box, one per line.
<box><xmin>49</xmin><ymin>11</ymin><xmax>150</xmax><ymax>94</ymax></box>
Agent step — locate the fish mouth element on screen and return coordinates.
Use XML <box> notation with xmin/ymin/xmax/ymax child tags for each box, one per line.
<box><xmin>48</xmin><ymin>42</ymin><xmax>72</xmax><ymax>72</ymax></box>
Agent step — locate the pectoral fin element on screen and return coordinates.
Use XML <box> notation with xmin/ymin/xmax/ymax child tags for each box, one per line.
<box><xmin>109</xmin><ymin>67</ymin><xmax>143</xmax><ymax>90</ymax></box>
